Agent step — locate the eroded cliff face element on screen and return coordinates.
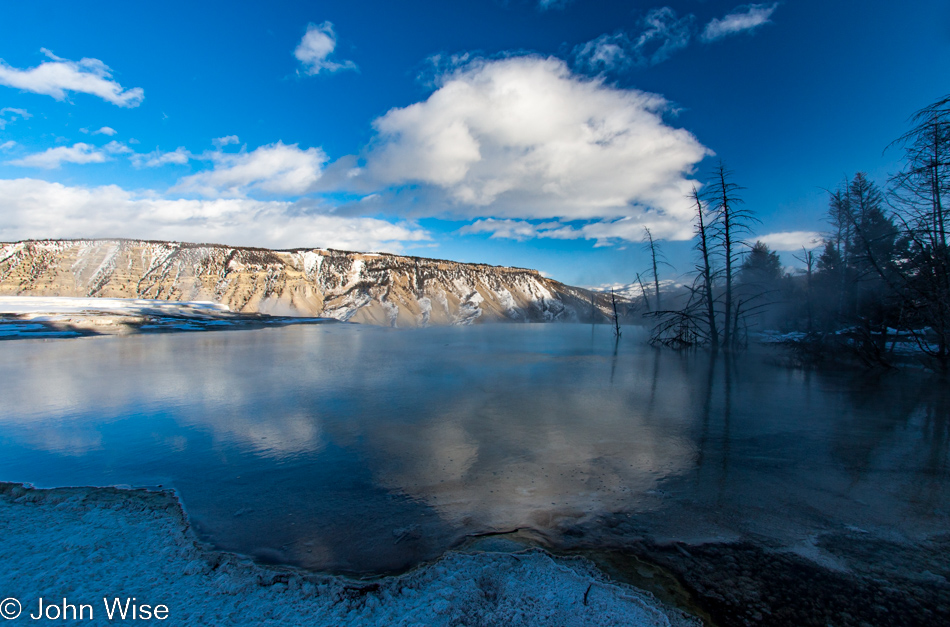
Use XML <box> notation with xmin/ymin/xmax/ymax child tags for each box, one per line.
<box><xmin>0</xmin><ymin>240</ymin><xmax>608</xmax><ymax>326</ymax></box>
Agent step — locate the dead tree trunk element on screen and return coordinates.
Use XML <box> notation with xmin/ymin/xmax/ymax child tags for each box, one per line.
<box><xmin>644</xmin><ymin>227</ymin><xmax>661</xmax><ymax>311</ymax></box>
<box><xmin>611</xmin><ymin>288</ymin><xmax>622</xmax><ymax>338</ymax></box>
<box><xmin>691</xmin><ymin>186</ymin><xmax>719</xmax><ymax>347</ymax></box>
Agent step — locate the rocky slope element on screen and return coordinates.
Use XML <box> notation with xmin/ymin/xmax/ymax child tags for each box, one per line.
<box><xmin>0</xmin><ymin>239</ymin><xmax>613</xmax><ymax>326</ymax></box>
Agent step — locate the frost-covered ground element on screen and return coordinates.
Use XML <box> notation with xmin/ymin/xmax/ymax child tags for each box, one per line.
<box><xmin>0</xmin><ymin>296</ymin><xmax>333</xmax><ymax>339</ymax></box>
<box><xmin>0</xmin><ymin>483</ymin><xmax>698</xmax><ymax>627</ymax></box>
<box><xmin>757</xmin><ymin>328</ymin><xmax>942</xmax><ymax>357</ymax></box>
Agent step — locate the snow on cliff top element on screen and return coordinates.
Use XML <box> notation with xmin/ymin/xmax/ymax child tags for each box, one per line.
<box><xmin>0</xmin><ymin>296</ymin><xmax>231</xmax><ymax>316</ymax></box>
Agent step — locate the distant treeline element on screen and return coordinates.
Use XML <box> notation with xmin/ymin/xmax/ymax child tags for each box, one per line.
<box><xmin>641</xmin><ymin>95</ymin><xmax>950</xmax><ymax>372</ymax></box>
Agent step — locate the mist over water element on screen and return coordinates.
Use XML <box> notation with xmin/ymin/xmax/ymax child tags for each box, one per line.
<box><xmin>0</xmin><ymin>324</ymin><xmax>947</xmax><ymax>573</ymax></box>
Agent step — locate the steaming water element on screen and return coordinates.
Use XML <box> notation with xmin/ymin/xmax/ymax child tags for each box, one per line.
<box><xmin>1</xmin><ymin>324</ymin><xmax>947</xmax><ymax>573</ymax></box>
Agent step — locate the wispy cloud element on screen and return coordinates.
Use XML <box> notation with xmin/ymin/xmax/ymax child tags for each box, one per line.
<box><xmin>634</xmin><ymin>8</ymin><xmax>694</xmax><ymax>65</ymax></box>
<box><xmin>537</xmin><ymin>0</ymin><xmax>573</xmax><ymax>11</ymax></box>
<box><xmin>294</xmin><ymin>22</ymin><xmax>357</xmax><ymax>76</ymax></box>
<box><xmin>80</xmin><ymin>126</ymin><xmax>117</xmax><ymax>136</ymax></box>
<box><xmin>702</xmin><ymin>3</ymin><xmax>779</xmax><ymax>42</ymax></box>
<box><xmin>0</xmin><ymin>49</ymin><xmax>144</xmax><ymax>107</ymax></box>
<box><xmin>459</xmin><ymin>219</ymin><xmax>565</xmax><ymax>242</ymax></box>
<box><xmin>573</xmin><ymin>34</ymin><xmax>632</xmax><ymax>72</ymax></box>
<box><xmin>574</xmin><ymin>8</ymin><xmax>693</xmax><ymax>71</ymax></box>
<box><xmin>130</xmin><ymin>147</ymin><xmax>191</xmax><ymax>168</ymax></box>
<box><xmin>0</xmin><ymin>107</ymin><xmax>31</xmax><ymax>130</ymax></box>
<box><xmin>0</xmin><ymin>141</ymin><xmax>16</xmax><ymax>151</ymax></box>
<box><xmin>174</xmin><ymin>142</ymin><xmax>328</xmax><ymax>197</ymax></box>
<box><xmin>460</xmin><ymin>216</ymin><xmax>713</xmax><ymax>248</ymax></box>
<box><xmin>212</xmin><ymin>135</ymin><xmax>240</xmax><ymax>148</ymax></box>
<box><xmin>574</xmin><ymin>4</ymin><xmax>780</xmax><ymax>72</ymax></box>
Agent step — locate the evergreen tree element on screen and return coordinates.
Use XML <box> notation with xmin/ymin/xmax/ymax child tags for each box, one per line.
<box><xmin>740</xmin><ymin>241</ymin><xmax>782</xmax><ymax>286</ymax></box>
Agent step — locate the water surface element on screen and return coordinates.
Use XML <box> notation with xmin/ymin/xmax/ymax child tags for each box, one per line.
<box><xmin>1</xmin><ymin>324</ymin><xmax>947</xmax><ymax>573</ymax></box>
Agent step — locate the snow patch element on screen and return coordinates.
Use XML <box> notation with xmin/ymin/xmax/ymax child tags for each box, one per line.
<box><xmin>418</xmin><ymin>296</ymin><xmax>432</xmax><ymax>327</ymax></box>
<box><xmin>302</xmin><ymin>251</ymin><xmax>323</xmax><ymax>280</ymax></box>
<box><xmin>381</xmin><ymin>299</ymin><xmax>399</xmax><ymax>327</ymax></box>
<box><xmin>0</xmin><ymin>296</ymin><xmax>231</xmax><ymax>316</ymax></box>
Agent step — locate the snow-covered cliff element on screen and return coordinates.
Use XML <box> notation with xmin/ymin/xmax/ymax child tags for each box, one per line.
<box><xmin>0</xmin><ymin>240</ymin><xmax>612</xmax><ymax>326</ymax></box>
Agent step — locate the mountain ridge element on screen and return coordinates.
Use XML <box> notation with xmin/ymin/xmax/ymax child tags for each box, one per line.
<box><xmin>0</xmin><ymin>239</ymin><xmax>615</xmax><ymax>327</ymax></box>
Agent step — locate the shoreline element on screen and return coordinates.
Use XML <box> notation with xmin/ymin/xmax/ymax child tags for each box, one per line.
<box><xmin>0</xmin><ymin>296</ymin><xmax>336</xmax><ymax>339</ymax></box>
<box><xmin>6</xmin><ymin>483</ymin><xmax>946</xmax><ymax>627</ymax></box>
<box><xmin>0</xmin><ymin>483</ymin><xmax>699</xmax><ymax>627</ymax></box>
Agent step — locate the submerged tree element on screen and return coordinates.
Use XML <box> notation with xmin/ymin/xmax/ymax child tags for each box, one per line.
<box><xmin>645</xmin><ymin>96</ymin><xmax>950</xmax><ymax>370</ymax></box>
<box><xmin>642</xmin><ymin>227</ymin><xmax>667</xmax><ymax>311</ymax></box>
<box><xmin>691</xmin><ymin>186</ymin><xmax>719</xmax><ymax>347</ymax></box>
<box><xmin>707</xmin><ymin>161</ymin><xmax>759</xmax><ymax>350</ymax></box>
<box><xmin>610</xmin><ymin>288</ymin><xmax>622</xmax><ymax>338</ymax></box>
<box><xmin>635</xmin><ymin>272</ymin><xmax>652</xmax><ymax>313</ymax></box>
<box><xmin>649</xmin><ymin>164</ymin><xmax>759</xmax><ymax>350</ymax></box>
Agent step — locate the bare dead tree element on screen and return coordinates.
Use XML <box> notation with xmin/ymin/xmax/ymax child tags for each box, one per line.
<box><xmin>707</xmin><ymin>161</ymin><xmax>758</xmax><ymax>350</ymax></box>
<box><xmin>642</xmin><ymin>227</ymin><xmax>665</xmax><ymax>311</ymax></box>
<box><xmin>610</xmin><ymin>288</ymin><xmax>622</xmax><ymax>337</ymax></box>
<box><xmin>691</xmin><ymin>186</ymin><xmax>719</xmax><ymax>347</ymax></box>
<box><xmin>648</xmin><ymin>279</ymin><xmax>709</xmax><ymax>348</ymax></box>
<box><xmin>887</xmin><ymin>94</ymin><xmax>950</xmax><ymax>368</ymax></box>
<box><xmin>635</xmin><ymin>272</ymin><xmax>651</xmax><ymax>313</ymax></box>
<box><xmin>890</xmin><ymin>94</ymin><xmax>949</xmax><ymax>250</ymax></box>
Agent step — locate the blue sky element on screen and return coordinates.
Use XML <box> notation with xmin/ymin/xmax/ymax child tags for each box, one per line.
<box><xmin>1</xmin><ymin>1</ymin><xmax>948</xmax><ymax>287</ymax></box>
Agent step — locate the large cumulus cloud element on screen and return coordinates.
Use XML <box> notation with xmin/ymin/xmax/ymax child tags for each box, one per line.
<box><xmin>354</xmin><ymin>56</ymin><xmax>711</xmax><ymax>241</ymax></box>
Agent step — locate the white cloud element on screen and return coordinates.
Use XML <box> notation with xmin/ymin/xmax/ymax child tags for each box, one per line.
<box><xmin>6</xmin><ymin>142</ymin><xmax>109</xmax><ymax>169</ymax></box>
<box><xmin>131</xmin><ymin>147</ymin><xmax>191</xmax><ymax>168</ymax></box>
<box><xmin>0</xmin><ymin>107</ymin><xmax>31</xmax><ymax>129</ymax></box>
<box><xmin>0</xmin><ymin>141</ymin><xmax>15</xmax><ymax>151</ymax></box>
<box><xmin>573</xmin><ymin>8</ymin><xmax>693</xmax><ymax>71</ymax></box>
<box><xmin>103</xmin><ymin>140</ymin><xmax>132</xmax><ymax>154</ymax></box>
<box><xmin>359</xmin><ymin>56</ymin><xmax>710</xmax><ymax>241</ymax></box>
<box><xmin>5</xmin><ymin>140</ymin><xmax>130</xmax><ymax>169</ymax></box>
<box><xmin>0</xmin><ymin>49</ymin><xmax>144</xmax><ymax>107</ymax></box>
<box><xmin>0</xmin><ymin>107</ymin><xmax>30</xmax><ymax>117</ymax></box>
<box><xmin>294</xmin><ymin>22</ymin><xmax>357</xmax><ymax>75</ymax></box>
<box><xmin>80</xmin><ymin>126</ymin><xmax>117</xmax><ymax>136</ymax></box>
<box><xmin>0</xmin><ymin>178</ymin><xmax>429</xmax><ymax>252</ymax></box>
<box><xmin>212</xmin><ymin>135</ymin><xmax>240</xmax><ymax>148</ymax></box>
<box><xmin>702</xmin><ymin>3</ymin><xmax>779</xmax><ymax>42</ymax></box>
<box><xmin>755</xmin><ymin>230</ymin><xmax>822</xmax><ymax>251</ymax></box>
<box><xmin>459</xmin><ymin>219</ymin><xmax>564</xmax><ymax>242</ymax></box>
<box><xmin>460</xmin><ymin>216</ymin><xmax>710</xmax><ymax>247</ymax></box>
<box><xmin>174</xmin><ymin>141</ymin><xmax>328</xmax><ymax>197</ymax></box>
